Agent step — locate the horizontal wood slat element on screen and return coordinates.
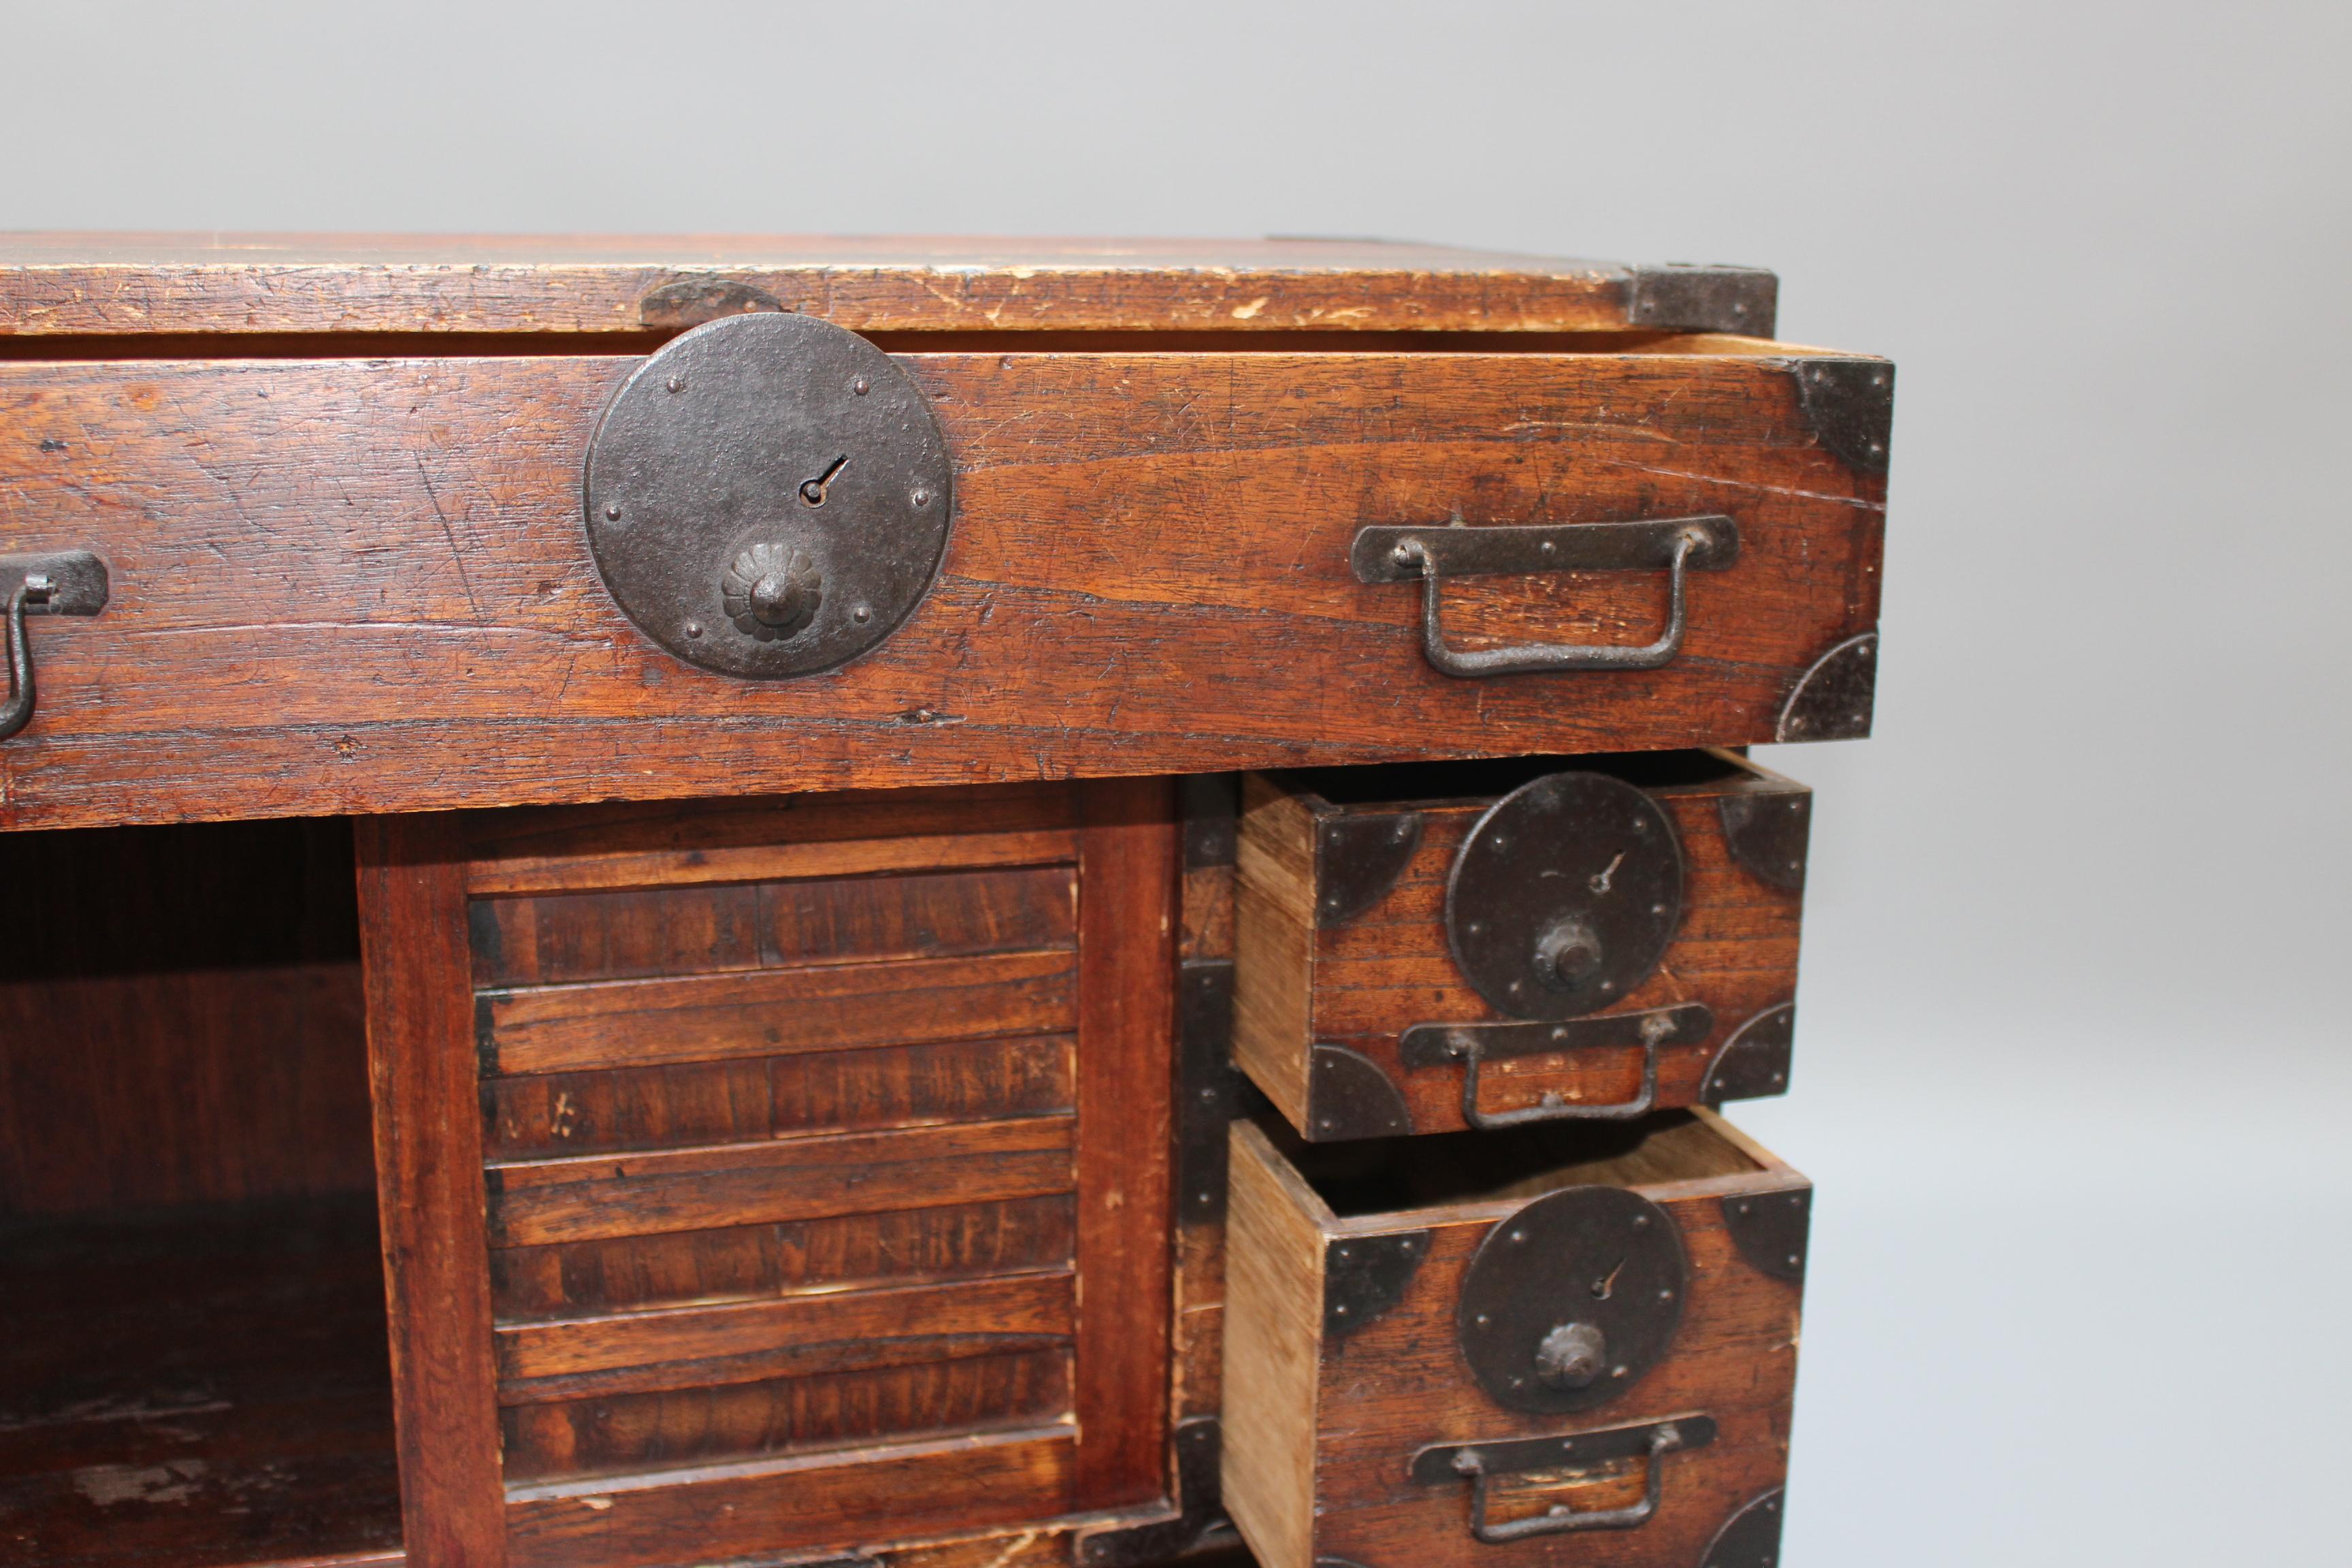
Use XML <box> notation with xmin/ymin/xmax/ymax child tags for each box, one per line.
<box><xmin>496</xmin><ymin>1270</ymin><xmax>1075</xmax><ymax>1396</ymax></box>
<box><xmin>0</xmin><ymin>353</ymin><xmax>1880</xmax><ymax>832</ymax></box>
<box><xmin>472</xmin><ymin>864</ymin><xmax>1076</xmax><ymax>987</ymax></box>
<box><xmin>490</xmin><ymin>1194</ymin><xmax>1078</xmax><ymax>1322</ymax></box>
<box><xmin>477</xmin><ymin>949</ymin><xmax>1078</xmax><ymax>1077</ymax></box>
<box><xmin>485</xmin><ymin>1117</ymin><xmax>1076</xmax><ymax>1247</ymax></box>
<box><xmin>482</xmin><ymin>1034</ymin><xmax>1075</xmax><ymax>1159</ymax></box>
<box><xmin>500</xmin><ymin>1345</ymin><xmax>1073</xmax><ymax>1483</ymax></box>
<box><xmin>502</xmin><ymin>1426</ymin><xmax>1077</xmax><ymax>1568</ymax></box>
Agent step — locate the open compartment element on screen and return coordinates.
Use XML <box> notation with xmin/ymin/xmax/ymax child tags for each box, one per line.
<box><xmin>0</xmin><ymin>819</ymin><xmax>400</xmax><ymax>1567</ymax></box>
<box><xmin>1235</xmin><ymin>749</ymin><xmax>1810</xmax><ymax>1143</ymax></box>
<box><xmin>1222</xmin><ymin>1108</ymin><xmax>1807</xmax><ymax>1568</ymax></box>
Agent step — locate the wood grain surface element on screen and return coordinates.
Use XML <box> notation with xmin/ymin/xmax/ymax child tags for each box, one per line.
<box><xmin>355</xmin><ymin>814</ymin><xmax>508</xmax><ymax>1568</ymax></box>
<box><xmin>1222</xmin><ymin>1112</ymin><xmax>1805</xmax><ymax>1568</ymax></box>
<box><xmin>0</xmin><ymin>350</ymin><xmax>1882</xmax><ymax>831</ymax></box>
<box><xmin>0</xmin><ymin>235</ymin><xmax>1718</xmax><ymax>338</ymax></box>
<box><xmin>1236</xmin><ymin>753</ymin><xmax>1808</xmax><ymax>1136</ymax></box>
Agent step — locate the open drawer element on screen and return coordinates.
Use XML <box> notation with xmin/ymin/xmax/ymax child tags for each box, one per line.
<box><xmin>1235</xmin><ymin>751</ymin><xmax>1809</xmax><ymax>1140</ymax></box>
<box><xmin>1222</xmin><ymin>1109</ymin><xmax>1805</xmax><ymax>1568</ymax></box>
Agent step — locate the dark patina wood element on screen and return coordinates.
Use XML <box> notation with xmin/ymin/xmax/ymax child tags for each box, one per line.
<box><xmin>1235</xmin><ymin>751</ymin><xmax>1809</xmax><ymax>1138</ymax></box>
<box><xmin>355</xmin><ymin>814</ymin><xmax>510</xmax><ymax>1568</ymax></box>
<box><xmin>0</xmin><ymin>346</ymin><xmax>1882</xmax><ymax>832</ymax></box>
<box><xmin>0</xmin><ymin>235</ymin><xmax>1759</xmax><ymax>338</ymax></box>
<box><xmin>1222</xmin><ymin>1111</ymin><xmax>1805</xmax><ymax>1568</ymax></box>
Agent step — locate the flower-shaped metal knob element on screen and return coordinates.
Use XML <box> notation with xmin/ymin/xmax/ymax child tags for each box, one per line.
<box><xmin>721</xmin><ymin>542</ymin><xmax>821</xmax><ymax>642</ymax></box>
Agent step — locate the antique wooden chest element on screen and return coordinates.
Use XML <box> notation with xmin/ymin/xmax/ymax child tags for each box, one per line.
<box><xmin>0</xmin><ymin>235</ymin><xmax>1889</xmax><ymax>1568</ymax></box>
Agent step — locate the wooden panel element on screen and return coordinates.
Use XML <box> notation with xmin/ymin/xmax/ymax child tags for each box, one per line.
<box><xmin>495</xmin><ymin>1271</ymin><xmax>1075</xmax><ymax>1396</ymax></box>
<box><xmin>0</xmin><ymin>235</ymin><xmax>1684</xmax><ymax>337</ymax></box>
<box><xmin>502</xmin><ymin>1346</ymin><xmax>1072</xmax><ymax>1482</ymax></box>
<box><xmin>353</xmin><ymin>813</ymin><xmax>507</xmax><ymax>1568</ymax></box>
<box><xmin>465</xmin><ymin>785</ymin><xmax>1080</xmax><ymax>896</ymax></box>
<box><xmin>0</xmin><ymin>817</ymin><xmax>369</xmax><ymax>1216</ymax></box>
<box><xmin>490</xmin><ymin>1196</ymin><xmax>1077</xmax><ymax>1321</ymax></box>
<box><xmin>477</xmin><ymin>949</ymin><xmax>1078</xmax><ymax>1077</ymax></box>
<box><xmin>1071</xmin><ymin>779</ymin><xmax>1180</xmax><ymax>1510</ymax></box>
<box><xmin>470</xmin><ymin>863</ymin><xmax>1077</xmax><ymax>987</ymax></box>
<box><xmin>0</xmin><ymin>1198</ymin><xmax>401</xmax><ymax>1568</ymax></box>
<box><xmin>486</xmin><ymin>1116</ymin><xmax>1077</xmax><ymax>1247</ymax></box>
<box><xmin>503</xmin><ymin>1427</ymin><xmax>1078</xmax><ymax>1568</ymax></box>
<box><xmin>483</xmin><ymin>1034</ymin><xmax>1075</xmax><ymax>1158</ymax></box>
<box><xmin>1224</xmin><ymin>1112</ymin><xmax>1805</xmax><ymax>1568</ymax></box>
<box><xmin>1236</xmin><ymin>756</ymin><xmax>1808</xmax><ymax>1136</ymax></box>
<box><xmin>1220</xmin><ymin>1126</ymin><xmax>1327</xmax><ymax>1568</ymax></box>
<box><xmin>0</xmin><ymin>351</ymin><xmax>1882</xmax><ymax>832</ymax></box>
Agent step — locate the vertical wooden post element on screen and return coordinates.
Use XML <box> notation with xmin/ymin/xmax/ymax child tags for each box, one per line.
<box><xmin>1072</xmin><ymin>777</ymin><xmax>1181</xmax><ymax>1509</ymax></box>
<box><xmin>355</xmin><ymin>814</ymin><xmax>508</xmax><ymax>1567</ymax></box>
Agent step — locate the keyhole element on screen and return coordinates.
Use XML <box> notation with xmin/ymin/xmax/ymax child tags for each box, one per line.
<box><xmin>1591</xmin><ymin>1256</ymin><xmax>1627</xmax><ymax>1301</ymax></box>
<box><xmin>799</xmin><ymin>455</ymin><xmax>849</xmax><ymax>507</ymax></box>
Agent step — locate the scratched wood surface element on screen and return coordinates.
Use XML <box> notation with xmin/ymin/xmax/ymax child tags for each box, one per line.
<box><xmin>0</xmin><ymin>1198</ymin><xmax>403</xmax><ymax>1567</ymax></box>
<box><xmin>0</xmin><ymin>235</ymin><xmax>1718</xmax><ymax>337</ymax></box>
<box><xmin>431</xmin><ymin>781</ymin><xmax>1180</xmax><ymax>1565</ymax></box>
<box><xmin>1222</xmin><ymin>1111</ymin><xmax>1805</xmax><ymax>1568</ymax></box>
<box><xmin>0</xmin><ymin>350</ymin><xmax>1882</xmax><ymax>832</ymax></box>
<box><xmin>1235</xmin><ymin>752</ymin><xmax>1808</xmax><ymax>1137</ymax></box>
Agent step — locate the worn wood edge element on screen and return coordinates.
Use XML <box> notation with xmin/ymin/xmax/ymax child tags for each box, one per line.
<box><xmin>1233</xmin><ymin>776</ymin><xmax>1316</xmax><ymax>1129</ymax></box>
<box><xmin>495</xmin><ymin>1267</ymin><xmax>1076</xmax><ymax>1387</ymax></box>
<box><xmin>1070</xmin><ymin>777</ymin><xmax>1180</xmax><ymax>1510</ymax></box>
<box><xmin>354</xmin><ymin>813</ymin><xmax>508</xmax><ymax>1568</ymax></box>
<box><xmin>1220</xmin><ymin>1122</ymin><xmax>1326</xmax><ymax>1568</ymax></box>
<box><xmin>466</xmin><ymin>828</ymin><xmax>1082</xmax><ymax>896</ymax></box>
<box><xmin>501</xmin><ymin>1421</ymin><xmax>1074</xmax><ymax>1503</ymax></box>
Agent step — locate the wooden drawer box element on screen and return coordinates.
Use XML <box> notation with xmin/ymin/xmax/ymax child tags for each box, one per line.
<box><xmin>0</xmin><ymin>241</ymin><xmax>1888</xmax><ymax>834</ymax></box>
<box><xmin>1235</xmin><ymin>751</ymin><xmax>1809</xmax><ymax>1141</ymax></box>
<box><xmin>1222</xmin><ymin>1110</ymin><xmax>1805</xmax><ymax>1568</ymax></box>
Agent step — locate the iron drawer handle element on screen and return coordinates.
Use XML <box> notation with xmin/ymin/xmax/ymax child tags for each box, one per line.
<box><xmin>1351</xmin><ymin>516</ymin><xmax>1740</xmax><ymax>676</ymax></box>
<box><xmin>0</xmin><ymin>552</ymin><xmax>111</xmax><ymax>741</ymax></box>
<box><xmin>1452</xmin><ymin>1422</ymin><xmax>1687</xmax><ymax>1541</ymax></box>
<box><xmin>1439</xmin><ymin>1008</ymin><xmax>1682</xmax><ymax>1129</ymax></box>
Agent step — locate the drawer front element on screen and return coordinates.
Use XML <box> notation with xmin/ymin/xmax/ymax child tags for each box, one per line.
<box><xmin>1222</xmin><ymin>1113</ymin><xmax>1805</xmax><ymax>1568</ymax></box>
<box><xmin>1235</xmin><ymin>753</ymin><xmax>1807</xmax><ymax>1140</ymax></box>
<box><xmin>0</xmin><ymin>346</ymin><xmax>1884</xmax><ymax>831</ymax></box>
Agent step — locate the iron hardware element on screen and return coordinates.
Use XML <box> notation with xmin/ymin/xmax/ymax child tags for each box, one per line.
<box><xmin>1721</xmin><ymin>1186</ymin><xmax>1810</xmax><ymax>1284</ymax></box>
<box><xmin>1456</xmin><ymin>1185</ymin><xmax>1687</xmax><ymax>1415</ymax></box>
<box><xmin>0</xmin><ymin>552</ymin><xmax>110</xmax><ymax>742</ymax></box>
<box><xmin>1350</xmin><ymin>516</ymin><xmax>1737</xmax><ymax>677</ymax></box>
<box><xmin>1701</xmin><ymin>1001</ymin><xmax>1795</xmax><ymax>1105</ymax></box>
<box><xmin>1718</xmin><ymin>787</ymin><xmax>1812</xmax><ymax>890</ymax></box>
<box><xmin>583</xmin><ymin>311</ymin><xmax>954</xmax><ymax>679</ymax></box>
<box><xmin>1411</xmin><ymin>1416</ymin><xmax>1716</xmax><ymax>1541</ymax></box>
<box><xmin>1305</xmin><ymin>1043</ymin><xmax>1414</xmax><ymax>1141</ymax></box>
<box><xmin>1777</xmin><ymin>631</ymin><xmax>1878</xmax><ymax>742</ymax></box>
<box><xmin>1701</xmin><ymin>1487</ymin><xmax>1787</xmax><ymax>1568</ymax></box>
<box><xmin>1324</xmin><ymin>1231</ymin><xmax>1431</xmax><ymax>1338</ymax></box>
<box><xmin>1446</xmin><ymin>771</ymin><xmax>1686</xmax><ymax>1019</ymax></box>
<box><xmin>1399</xmin><ymin>1004</ymin><xmax>1713</xmax><ymax>1128</ymax></box>
<box><xmin>1314</xmin><ymin>809</ymin><xmax>1424</xmax><ymax>927</ymax></box>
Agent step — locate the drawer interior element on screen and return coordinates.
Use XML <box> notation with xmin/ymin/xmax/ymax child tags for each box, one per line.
<box><xmin>1272</xmin><ymin>747</ymin><xmax>1756</xmax><ymax>811</ymax></box>
<box><xmin>0</xmin><ymin>819</ymin><xmax>400</xmax><ymax>1567</ymax></box>
<box><xmin>1265</xmin><ymin>1109</ymin><xmax>1765</xmax><ymax>1220</ymax></box>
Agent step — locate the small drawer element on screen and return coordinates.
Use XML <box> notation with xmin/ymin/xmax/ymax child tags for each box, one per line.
<box><xmin>1235</xmin><ymin>751</ymin><xmax>1808</xmax><ymax>1141</ymax></box>
<box><xmin>1222</xmin><ymin>1110</ymin><xmax>1805</xmax><ymax>1568</ymax></box>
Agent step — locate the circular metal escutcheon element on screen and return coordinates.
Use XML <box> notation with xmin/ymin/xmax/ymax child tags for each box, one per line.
<box><xmin>1456</xmin><ymin>1183</ymin><xmax>1687</xmax><ymax>1415</ymax></box>
<box><xmin>582</xmin><ymin>312</ymin><xmax>954</xmax><ymax>678</ymax></box>
<box><xmin>1445</xmin><ymin>770</ymin><xmax>1685</xmax><ymax>1019</ymax></box>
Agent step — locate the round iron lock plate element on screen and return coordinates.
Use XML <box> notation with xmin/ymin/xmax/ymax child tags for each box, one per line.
<box><xmin>1446</xmin><ymin>771</ymin><xmax>1684</xmax><ymax>1018</ymax></box>
<box><xmin>1456</xmin><ymin>1184</ymin><xmax>1686</xmax><ymax>1415</ymax></box>
<box><xmin>582</xmin><ymin>312</ymin><xmax>953</xmax><ymax>677</ymax></box>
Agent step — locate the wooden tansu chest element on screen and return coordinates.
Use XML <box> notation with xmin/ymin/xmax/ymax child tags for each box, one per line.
<box><xmin>0</xmin><ymin>236</ymin><xmax>1889</xmax><ymax>1568</ymax></box>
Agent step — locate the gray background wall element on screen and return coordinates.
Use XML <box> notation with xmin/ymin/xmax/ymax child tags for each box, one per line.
<box><xmin>5</xmin><ymin>2</ymin><xmax>2346</xmax><ymax>1559</ymax></box>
